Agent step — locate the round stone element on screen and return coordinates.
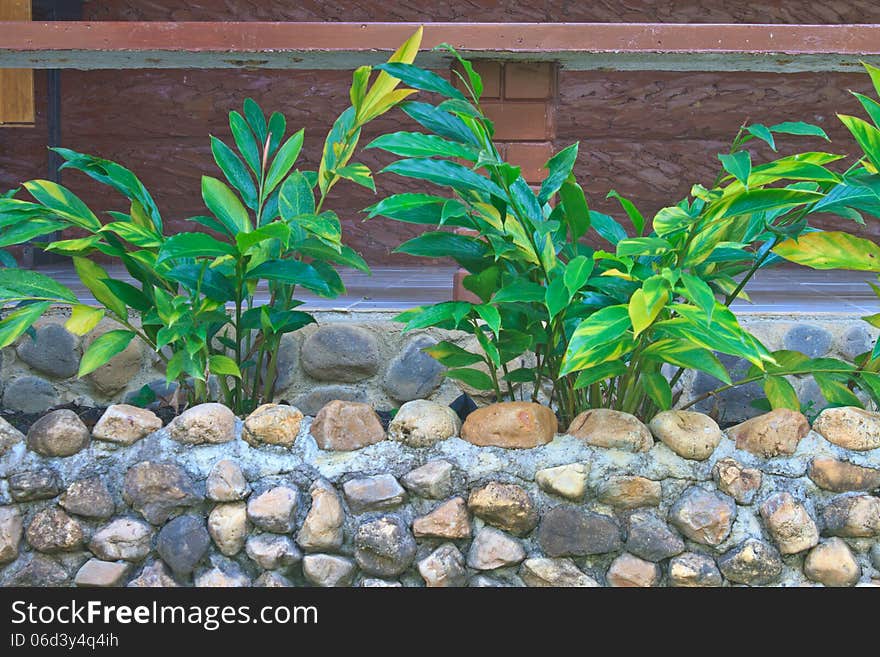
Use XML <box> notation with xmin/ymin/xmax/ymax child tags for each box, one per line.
<box><xmin>813</xmin><ymin>406</ymin><xmax>880</xmax><ymax>451</ymax></box>
<box><xmin>59</xmin><ymin>477</ymin><xmax>115</xmax><ymax>519</ymax></box>
<box><xmin>168</xmin><ymin>403</ymin><xmax>235</xmax><ymax>445</ymax></box>
<box><xmin>567</xmin><ymin>408</ymin><xmax>652</xmax><ymax>452</ymax></box>
<box><xmin>9</xmin><ymin>468</ymin><xmax>63</xmax><ymax>502</ymax></box>
<box><xmin>354</xmin><ymin>515</ymin><xmax>417</xmax><ymax>578</ymax></box>
<box><xmin>2</xmin><ymin>376</ymin><xmax>59</xmax><ymax>414</ymax></box>
<box><xmin>466</xmin><ymin>526</ymin><xmax>526</xmax><ymax>570</ymax></box>
<box><xmin>387</xmin><ymin>399</ymin><xmax>460</xmax><ymax>447</ymax></box>
<box><xmin>418</xmin><ymin>543</ymin><xmax>467</xmax><ymax>587</ymax></box>
<box><xmin>606</xmin><ymin>553</ymin><xmax>661</xmax><ymax>587</ymax></box>
<box><xmin>382</xmin><ymin>335</ymin><xmax>445</xmax><ymax>402</ymax></box>
<box><xmin>92</xmin><ymin>404</ymin><xmax>163</xmax><ymax>445</ymax></box>
<box><xmin>156</xmin><ymin>515</ymin><xmax>210</xmax><ymax>575</ymax></box>
<box><xmin>0</xmin><ymin>506</ymin><xmax>23</xmax><ymax>564</ymax></box>
<box><xmin>208</xmin><ymin>502</ymin><xmax>249</xmax><ymax>556</ymax></box>
<box><xmin>16</xmin><ymin>323</ymin><xmax>80</xmax><ymax>378</ymax></box>
<box><xmin>784</xmin><ymin>324</ymin><xmax>832</xmax><ymax>358</ymax></box>
<box><xmin>206</xmin><ymin>459</ymin><xmax>251</xmax><ymax>502</ymax></box>
<box><xmin>311</xmin><ymin>400</ymin><xmax>385</xmax><ymax>451</ymax></box>
<box><xmin>519</xmin><ymin>557</ymin><xmax>599</xmax><ymax>587</ymax></box>
<box><xmin>243</xmin><ymin>403</ymin><xmax>304</xmax><ymax>448</ymax></box>
<box><xmin>291</xmin><ymin>385</ymin><xmax>367</xmax><ymax>417</ymax></box>
<box><xmin>245</xmin><ymin>534</ymin><xmax>302</xmax><ymax>571</ymax></box>
<box><xmin>297</xmin><ymin>479</ymin><xmax>345</xmax><ymax>552</ymax></box>
<box><xmin>460</xmin><ymin>401</ymin><xmax>557</xmax><ymax>449</ymax></box>
<box><xmin>122</xmin><ymin>461</ymin><xmax>202</xmax><ymax>525</ymax></box>
<box><xmin>718</xmin><ymin>539</ymin><xmax>783</xmax><ymax>585</ymax></box>
<box><xmin>89</xmin><ymin>518</ymin><xmax>152</xmax><ymax>561</ymax></box>
<box><xmin>302</xmin><ymin>554</ymin><xmax>357</xmax><ymax>587</ymax></box>
<box><xmin>840</xmin><ymin>325</ymin><xmax>873</xmax><ymax>360</ymax></box>
<box><xmin>759</xmin><ymin>492</ymin><xmax>819</xmax><ymax>555</ymax></box>
<box><xmin>727</xmin><ymin>408</ymin><xmax>810</xmax><ymax>457</ymax></box>
<box><xmin>0</xmin><ymin>416</ymin><xmax>24</xmax><ymax>457</ymax></box>
<box><xmin>668</xmin><ymin>552</ymin><xmax>723</xmax><ymax>587</ymax></box>
<box><xmin>535</xmin><ymin>463</ymin><xmax>589</xmax><ymax>501</ymax></box>
<box><xmin>804</xmin><ymin>538</ymin><xmax>861</xmax><ymax>587</ymax></box>
<box><xmin>246</xmin><ymin>486</ymin><xmax>298</xmax><ymax>533</ymax></box>
<box><xmin>300</xmin><ymin>325</ymin><xmax>380</xmax><ymax>382</ymax></box>
<box><xmin>669</xmin><ymin>487</ymin><xmax>737</xmax><ymax>546</ymax></box>
<box><xmin>649</xmin><ymin>410</ymin><xmax>722</xmax><ymax>460</ymax></box>
<box><xmin>624</xmin><ymin>511</ymin><xmax>685</xmax><ymax>562</ymax></box>
<box><xmin>467</xmin><ymin>481</ymin><xmax>538</xmax><ymax>535</ymax></box>
<box><xmin>26</xmin><ymin>507</ymin><xmax>83</xmax><ymax>553</ymax></box>
<box><xmin>809</xmin><ymin>457</ymin><xmax>880</xmax><ymax>493</ymax></box>
<box><xmin>26</xmin><ymin>409</ymin><xmax>90</xmax><ymax>457</ymax></box>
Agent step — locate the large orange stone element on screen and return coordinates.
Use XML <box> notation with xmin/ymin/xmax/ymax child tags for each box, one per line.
<box><xmin>460</xmin><ymin>402</ymin><xmax>557</xmax><ymax>449</ymax></box>
<box><xmin>310</xmin><ymin>400</ymin><xmax>385</xmax><ymax>451</ymax></box>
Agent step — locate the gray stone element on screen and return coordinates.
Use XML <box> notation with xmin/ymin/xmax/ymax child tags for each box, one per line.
<box><xmin>26</xmin><ymin>409</ymin><xmax>90</xmax><ymax>457</ymax></box>
<box><xmin>127</xmin><ymin>560</ymin><xmax>178</xmax><ymax>587</ymax></box>
<box><xmin>784</xmin><ymin>324</ymin><xmax>832</xmax><ymax>359</ymax></box>
<box><xmin>16</xmin><ymin>323</ymin><xmax>80</xmax><ymax>378</ymax></box>
<box><xmin>798</xmin><ymin>378</ymin><xmax>828</xmax><ymax>414</ymax></box>
<box><xmin>759</xmin><ymin>492</ymin><xmax>819</xmax><ymax>555</ymax></box>
<box><xmin>246</xmin><ymin>486</ymin><xmax>298</xmax><ymax>533</ymax></box>
<box><xmin>9</xmin><ymin>468</ymin><xmax>62</xmax><ymax>502</ymax></box>
<box><xmin>297</xmin><ymin>479</ymin><xmax>344</xmax><ymax>552</ymax></box>
<box><xmin>718</xmin><ymin>539</ymin><xmax>783</xmax><ymax>585</ymax></box>
<box><xmin>669</xmin><ymin>486</ymin><xmax>737</xmax><ymax>546</ymax></box>
<box><xmin>387</xmin><ymin>399</ymin><xmax>460</xmax><ymax>447</ymax></box>
<box><xmin>0</xmin><ymin>416</ymin><xmax>25</xmax><ymax>456</ymax></box>
<box><xmin>343</xmin><ymin>474</ymin><xmax>406</xmax><ymax>513</ymax></box>
<box><xmin>668</xmin><ymin>552</ymin><xmax>723</xmax><ymax>587</ymax></box>
<box><xmin>0</xmin><ymin>506</ymin><xmax>23</xmax><ymax>564</ymax></box>
<box><xmin>156</xmin><ymin>515</ymin><xmax>210</xmax><ymax>576</ymax></box>
<box><xmin>302</xmin><ymin>554</ymin><xmax>357</xmax><ymax>587</ymax></box>
<box><xmin>168</xmin><ymin>403</ymin><xmax>235</xmax><ymax>445</ymax></box>
<box><xmin>360</xmin><ymin>578</ymin><xmax>401</xmax><ymax>587</ymax></box>
<box><xmin>2</xmin><ymin>553</ymin><xmax>69</xmax><ymax>587</ymax></box>
<box><xmin>245</xmin><ymin>534</ymin><xmax>302</xmax><ymax>570</ymax></box>
<box><xmin>469</xmin><ymin>574</ymin><xmax>514</xmax><ymax>587</ymax></box>
<box><xmin>401</xmin><ymin>460</ymin><xmax>454</xmax><ymax>499</ymax></box>
<box><xmin>74</xmin><ymin>559</ymin><xmax>131</xmax><ymax>587</ymax></box>
<box><xmin>26</xmin><ymin>507</ymin><xmax>83</xmax><ymax>552</ymax></box>
<box><xmin>300</xmin><ymin>325</ymin><xmax>380</xmax><ymax>382</ymax></box>
<box><xmin>467</xmin><ymin>526</ymin><xmax>526</xmax><ymax>570</ymax></box>
<box><xmin>382</xmin><ymin>335</ymin><xmax>445</xmax><ymax>402</ymax></box>
<box><xmin>291</xmin><ymin>385</ymin><xmax>367</xmax><ymax>417</ymax></box>
<box><xmin>691</xmin><ymin>355</ymin><xmax>763</xmax><ymax>423</ymax></box>
<box><xmin>625</xmin><ymin>511</ymin><xmax>686</xmax><ymax>562</ymax></box>
<box><xmin>537</xmin><ymin>506</ymin><xmax>622</xmax><ymax>557</ymax></box>
<box><xmin>122</xmin><ymin>461</ymin><xmax>202</xmax><ymax>525</ymax></box>
<box><xmin>194</xmin><ymin>562</ymin><xmax>251</xmax><ymax>587</ymax></box>
<box><xmin>841</xmin><ymin>325</ymin><xmax>873</xmax><ymax>360</ymax></box>
<box><xmin>206</xmin><ymin>459</ymin><xmax>250</xmax><ymax>502</ymax></box>
<box><xmin>92</xmin><ymin>404</ymin><xmax>163</xmax><ymax>445</ymax></box>
<box><xmin>354</xmin><ymin>515</ymin><xmax>417</xmax><ymax>578</ymax></box>
<box><xmin>821</xmin><ymin>494</ymin><xmax>880</xmax><ymax>537</ymax></box>
<box><xmin>59</xmin><ymin>477</ymin><xmax>115</xmax><ymax>519</ymax></box>
<box><xmin>208</xmin><ymin>502</ymin><xmax>249</xmax><ymax>556</ymax></box>
<box><xmin>89</xmin><ymin>518</ymin><xmax>152</xmax><ymax>561</ymax></box>
<box><xmin>255</xmin><ymin>571</ymin><xmax>293</xmax><ymax>587</ymax></box>
<box><xmin>519</xmin><ymin>557</ymin><xmax>600</xmax><ymax>587</ymax></box>
<box><xmin>2</xmin><ymin>376</ymin><xmax>59</xmax><ymax>414</ymax></box>
<box><xmin>870</xmin><ymin>542</ymin><xmax>880</xmax><ymax>570</ymax></box>
<box><xmin>418</xmin><ymin>543</ymin><xmax>467</xmax><ymax>587</ymax></box>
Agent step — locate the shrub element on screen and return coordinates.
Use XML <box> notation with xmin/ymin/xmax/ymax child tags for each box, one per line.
<box><xmin>368</xmin><ymin>49</ymin><xmax>880</xmax><ymax>425</ymax></box>
<box><xmin>0</xmin><ymin>28</ymin><xmax>424</xmax><ymax>414</ymax></box>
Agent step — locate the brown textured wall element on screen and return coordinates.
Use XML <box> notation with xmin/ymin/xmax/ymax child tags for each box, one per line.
<box><xmin>2</xmin><ymin>2</ymin><xmax>880</xmax><ymax>265</ymax></box>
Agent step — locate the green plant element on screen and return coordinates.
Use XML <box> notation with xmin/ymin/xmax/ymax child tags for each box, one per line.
<box><xmin>367</xmin><ymin>49</ymin><xmax>880</xmax><ymax>425</ymax></box>
<box><xmin>0</xmin><ymin>28</ymin><xmax>424</xmax><ymax>414</ymax></box>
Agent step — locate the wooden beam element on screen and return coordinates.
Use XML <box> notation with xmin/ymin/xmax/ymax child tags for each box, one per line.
<box><xmin>0</xmin><ymin>22</ymin><xmax>879</xmax><ymax>72</ymax></box>
<box><xmin>0</xmin><ymin>0</ymin><xmax>34</xmax><ymax>126</ymax></box>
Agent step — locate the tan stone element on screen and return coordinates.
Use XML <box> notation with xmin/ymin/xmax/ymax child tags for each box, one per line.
<box><xmin>649</xmin><ymin>410</ymin><xmax>722</xmax><ymax>460</ymax></box>
<box><xmin>342</xmin><ymin>474</ymin><xmax>406</xmax><ymax>513</ymax></box>
<box><xmin>89</xmin><ymin>518</ymin><xmax>152</xmax><ymax>561</ymax></box>
<box><xmin>813</xmin><ymin>406</ymin><xmax>880</xmax><ymax>451</ymax></box>
<box><xmin>75</xmin><ymin>559</ymin><xmax>131</xmax><ymax>587</ymax></box>
<box><xmin>596</xmin><ymin>476</ymin><xmax>661</xmax><ymax>509</ymax></box>
<box><xmin>401</xmin><ymin>460</ymin><xmax>454</xmax><ymax>499</ymax></box>
<box><xmin>712</xmin><ymin>457</ymin><xmax>762</xmax><ymax>504</ymax></box>
<box><xmin>821</xmin><ymin>494</ymin><xmax>880</xmax><ymax>538</ymax></box>
<box><xmin>0</xmin><ymin>416</ymin><xmax>24</xmax><ymax>456</ymax></box>
<box><xmin>388</xmin><ymin>399</ymin><xmax>461</xmax><ymax>447</ymax></box>
<box><xmin>208</xmin><ymin>502</ymin><xmax>249</xmax><ymax>556</ymax></box>
<box><xmin>168</xmin><ymin>403</ymin><xmax>235</xmax><ymax>445</ymax></box>
<box><xmin>759</xmin><ymin>492</ymin><xmax>819</xmax><ymax>555</ymax></box>
<box><xmin>606</xmin><ymin>553</ymin><xmax>661</xmax><ymax>587</ymax></box>
<box><xmin>85</xmin><ymin>323</ymin><xmax>144</xmax><ymax>394</ymax></box>
<box><xmin>243</xmin><ymin>403</ymin><xmax>304</xmax><ymax>448</ymax></box>
<box><xmin>668</xmin><ymin>552</ymin><xmax>723</xmax><ymax>587</ymax></box>
<box><xmin>467</xmin><ymin>481</ymin><xmax>538</xmax><ymax>535</ymax></box>
<box><xmin>26</xmin><ymin>508</ymin><xmax>83</xmax><ymax>553</ymax></box>
<box><xmin>804</xmin><ymin>538</ymin><xmax>861</xmax><ymax>587</ymax></box>
<box><xmin>535</xmin><ymin>463</ymin><xmax>589</xmax><ymax>501</ymax></box>
<box><xmin>310</xmin><ymin>400</ymin><xmax>385</xmax><ymax>451</ymax></box>
<box><xmin>92</xmin><ymin>404</ymin><xmax>163</xmax><ymax>445</ymax></box>
<box><xmin>413</xmin><ymin>497</ymin><xmax>471</xmax><ymax>539</ymax></box>
<box><xmin>727</xmin><ymin>408</ymin><xmax>809</xmax><ymax>457</ymax></box>
<box><xmin>302</xmin><ymin>554</ymin><xmax>357</xmax><ymax>587</ymax></box>
<box><xmin>669</xmin><ymin>487</ymin><xmax>737</xmax><ymax>546</ymax></box>
<box><xmin>567</xmin><ymin>408</ymin><xmax>652</xmax><ymax>452</ymax></box>
<box><xmin>466</xmin><ymin>527</ymin><xmax>525</xmax><ymax>570</ymax></box>
<box><xmin>519</xmin><ymin>558</ymin><xmax>600</xmax><ymax>587</ymax></box>
<box><xmin>206</xmin><ymin>460</ymin><xmax>250</xmax><ymax>502</ymax></box>
<box><xmin>0</xmin><ymin>506</ymin><xmax>23</xmax><ymax>564</ymax></box>
<box><xmin>809</xmin><ymin>457</ymin><xmax>880</xmax><ymax>493</ymax></box>
<box><xmin>26</xmin><ymin>409</ymin><xmax>90</xmax><ymax>457</ymax></box>
<box><xmin>127</xmin><ymin>561</ymin><xmax>178</xmax><ymax>587</ymax></box>
<box><xmin>460</xmin><ymin>401</ymin><xmax>557</xmax><ymax>449</ymax></box>
<box><xmin>417</xmin><ymin>543</ymin><xmax>467</xmax><ymax>587</ymax></box>
<box><xmin>297</xmin><ymin>480</ymin><xmax>344</xmax><ymax>552</ymax></box>
<box><xmin>246</xmin><ymin>487</ymin><xmax>298</xmax><ymax>533</ymax></box>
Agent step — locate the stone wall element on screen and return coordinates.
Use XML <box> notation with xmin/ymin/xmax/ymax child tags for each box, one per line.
<box><xmin>1</xmin><ymin>310</ymin><xmax>876</xmax><ymax>423</ymax></box>
<box><xmin>0</xmin><ymin>398</ymin><xmax>877</xmax><ymax>587</ymax></box>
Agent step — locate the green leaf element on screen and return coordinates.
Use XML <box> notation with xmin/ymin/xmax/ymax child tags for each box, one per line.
<box><xmin>350</xmin><ymin>65</ymin><xmax>371</xmax><ymax>110</ymax></box>
<box><xmin>375</xmin><ymin>63</ymin><xmax>466</xmax><ymax>100</ymax></box>
<box><xmin>279</xmin><ymin>171</ymin><xmax>316</xmax><ymax>219</ymax></box>
<box><xmin>400</xmin><ymin>101</ymin><xmax>480</xmax><ymax>146</ymax></box>
<box><xmin>0</xmin><ymin>268</ymin><xmax>77</xmax><ymax>303</ymax></box>
<box><xmin>333</xmin><ymin>163</ymin><xmax>375</xmax><ymax>192</ymax></box>
<box><xmin>839</xmin><ymin>113</ymin><xmax>880</xmax><ymax>169</ymax></box>
<box><xmin>78</xmin><ymin>329</ymin><xmax>136</xmax><ymax>377</ymax></box>
<box><xmin>103</xmin><ymin>279</ymin><xmax>152</xmax><ymax>312</ymax></box>
<box><xmin>394</xmin><ymin>301</ymin><xmax>472</xmax><ymax>330</ymax></box>
<box><xmin>462</xmin><ymin>266</ymin><xmax>500</xmax><ymax>303</ymax></box>
<box><xmin>235</xmin><ymin>221</ymin><xmax>290</xmax><ymax>253</ymax></box>
<box><xmin>590</xmin><ymin>211</ymin><xmax>628</xmax><ymax>244</ymax></box>
<box><xmin>641</xmin><ymin>339</ymin><xmax>731</xmax><ymax>383</ymax></box>
<box><xmin>210</xmin><ymin>136</ymin><xmax>257</xmax><ymax>209</ymax></box>
<box><xmin>643</xmin><ymin>372</ymin><xmax>673</xmax><ymax>410</ymax></box>
<box><xmin>99</xmin><ymin>221</ymin><xmax>162</xmax><ymax>248</ymax></box>
<box><xmin>366</xmin><ymin>131</ymin><xmax>477</xmax><ymax>160</ymax></box>
<box><xmin>715</xmin><ymin>188</ymin><xmax>823</xmax><ymax>219</ymax></box>
<box><xmin>718</xmin><ymin>151</ymin><xmax>752</xmax><ymax>188</ymax></box>
<box><xmin>73</xmin><ymin>257</ymin><xmax>128</xmax><ymax>320</ymax></box>
<box><xmin>267</xmin><ymin>111</ymin><xmax>287</xmax><ymax>156</ymax></box>
<box><xmin>243</xmin><ymin>98</ymin><xmax>268</xmax><ymax>145</ymax></box>
<box><xmin>208</xmin><ymin>354</ymin><xmax>242</xmax><ymax>378</ymax></box>
<box><xmin>394</xmin><ymin>232</ymin><xmax>490</xmax><ymax>270</ymax></box>
<box><xmin>813</xmin><ymin>372</ymin><xmax>862</xmax><ymax>406</ymax></box>
<box><xmin>679</xmin><ymin>273</ymin><xmax>716</xmax><ymax>324</ymax></box>
<box><xmin>445</xmin><ymin>367</ymin><xmax>494</xmax><ymax>390</ymax></box>
<box><xmin>493</xmin><ymin>280</ymin><xmax>546</xmax><ymax>303</ymax></box>
<box><xmin>564</xmin><ymin>305</ymin><xmax>631</xmax><ymax>361</ymax></box>
<box><xmin>229</xmin><ymin>111</ymin><xmax>261</xmax><ymax>174</ymax></box>
<box><xmin>763</xmin><ymin>376</ymin><xmax>800</xmax><ymax>411</ymax></box>
<box><xmin>629</xmin><ymin>287</ymin><xmax>664</xmax><ymax>338</ymax></box>
<box><xmin>158</xmin><ymin>232</ymin><xmax>238</xmax><ymax>262</ymax></box>
<box><xmin>572</xmin><ymin>361</ymin><xmax>628</xmax><ymax>389</ymax></box>
<box><xmin>202</xmin><ymin>176</ymin><xmax>252</xmax><ymax>236</ymax></box>
<box><xmin>424</xmin><ymin>340</ymin><xmax>483</xmax><ymax>367</ymax></box>
<box><xmin>747</xmin><ymin>124</ymin><xmax>777</xmax><ymax>151</ymax></box>
<box><xmin>607</xmin><ymin>190</ymin><xmax>645</xmax><ymax>235</ymax></box>
<box><xmin>773</xmin><ymin>231</ymin><xmax>880</xmax><ymax>271</ymax></box>
<box><xmin>382</xmin><ymin>158</ymin><xmax>504</xmax><ymax>198</ymax></box>
<box><xmin>22</xmin><ymin>180</ymin><xmax>101</xmax><ymax>231</ymax></box>
<box><xmin>264</xmin><ymin>129</ymin><xmax>305</xmax><ymax>198</ymax></box>
<box><xmin>545</xmin><ymin>277</ymin><xmax>569</xmax><ymax>321</ymax></box>
<box><xmin>0</xmin><ymin>301</ymin><xmax>51</xmax><ymax>348</ymax></box>
<box><xmin>65</xmin><ymin>304</ymin><xmax>105</xmax><ymax>336</ymax></box>
<box><xmin>539</xmin><ymin>144</ymin><xmax>578</xmax><ymax>205</ymax></box>
<box><xmin>440</xmin><ymin>44</ymin><xmax>483</xmax><ymax>99</ymax></box>
<box><xmin>245</xmin><ymin>259</ymin><xmax>333</xmax><ymax>296</ymax></box>
<box><xmin>559</xmin><ymin>178</ymin><xmax>590</xmax><ymax>240</ymax></box>
<box><xmin>617</xmin><ymin>237</ymin><xmax>671</xmax><ymax>258</ymax></box>
<box><xmin>563</xmin><ymin>255</ymin><xmax>594</xmax><ymax>296</ymax></box>
<box><xmin>652</xmin><ymin>205</ymin><xmax>693</xmax><ymax>236</ymax></box>
<box><xmin>770</xmin><ymin>121</ymin><xmax>830</xmax><ymax>141</ymax></box>
<box><xmin>561</xmin><ymin>334</ymin><xmax>636</xmax><ymax>375</ymax></box>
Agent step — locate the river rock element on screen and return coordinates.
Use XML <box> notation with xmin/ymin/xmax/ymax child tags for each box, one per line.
<box><xmin>727</xmin><ymin>408</ymin><xmax>810</xmax><ymax>457</ymax></box>
<box><xmin>519</xmin><ymin>557</ymin><xmax>599</xmax><ymax>587</ymax></box>
<box><xmin>208</xmin><ymin>502</ymin><xmax>249</xmax><ymax>556</ymax></box>
<box><xmin>625</xmin><ymin>510</ymin><xmax>685</xmax><ymax>562</ymax></box>
<box><xmin>809</xmin><ymin>457</ymin><xmax>880</xmax><ymax>493</ymax></box>
<box><xmin>466</xmin><ymin>526</ymin><xmax>525</xmax><ymax>570</ymax></box>
<box><xmin>460</xmin><ymin>401</ymin><xmax>557</xmax><ymax>449</ymax></box>
<box><xmin>301</xmin><ymin>325</ymin><xmax>379</xmax><ymax>382</ymax></box>
<box><xmin>122</xmin><ymin>461</ymin><xmax>202</xmax><ymax>525</ymax></box>
<box><xmin>413</xmin><ymin>497</ymin><xmax>471</xmax><ymax>539</ymax></box>
<box><xmin>127</xmin><ymin>560</ymin><xmax>178</xmax><ymax>587</ymax></box>
<box><xmin>759</xmin><ymin>492</ymin><xmax>819</xmax><ymax>554</ymax></box>
<box><xmin>59</xmin><ymin>477</ymin><xmax>115</xmax><ymax>519</ymax></box>
<box><xmin>606</xmin><ymin>553</ymin><xmax>661</xmax><ymax>587</ymax></box>
<box><xmin>804</xmin><ymin>537</ymin><xmax>861</xmax><ymax>587</ymax></box>
<box><xmin>302</xmin><ymin>554</ymin><xmax>357</xmax><ymax>587</ymax></box>
<box><xmin>388</xmin><ymin>399</ymin><xmax>460</xmax><ymax>447</ymax></box>
<box><xmin>813</xmin><ymin>406</ymin><xmax>880</xmax><ymax>451</ymax></box>
<box><xmin>92</xmin><ymin>404</ymin><xmax>162</xmax><ymax>445</ymax></box>
<box><xmin>467</xmin><ymin>481</ymin><xmax>538</xmax><ymax>535</ymax></box>
<box><xmin>343</xmin><ymin>474</ymin><xmax>406</xmax><ymax>513</ymax></box>
<box><xmin>669</xmin><ymin>487</ymin><xmax>737</xmax><ymax>546</ymax></box>
<box><xmin>89</xmin><ymin>518</ymin><xmax>152</xmax><ymax>561</ymax></box>
<box><xmin>156</xmin><ymin>515</ymin><xmax>210</xmax><ymax>575</ymax></box>
<box><xmin>206</xmin><ymin>460</ymin><xmax>250</xmax><ymax>502</ymax></box>
<box><xmin>310</xmin><ymin>400</ymin><xmax>385</xmax><ymax>451</ymax></box>
<box><xmin>0</xmin><ymin>417</ymin><xmax>24</xmax><ymax>456</ymax></box>
<box><xmin>26</xmin><ymin>507</ymin><xmax>83</xmax><ymax>552</ymax></box>
<box><xmin>297</xmin><ymin>479</ymin><xmax>344</xmax><ymax>552</ymax></box>
<box><xmin>168</xmin><ymin>403</ymin><xmax>235</xmax><ymax>445</ymax></box>
<box><xmin>821</xmin><ymin>494</ymin><xmax>880</xmax><ymax>537</ymax></box>
<box><xmin>537</xmin><ymin>506</ymin><xmax>622</xmax><ymax>557</ymax></box>
<box><xmin>401</xmin><ymin>460</ymin><xmax>454</xmax><ymax>499</ymax></box>
<box><xmin>26</xmin><ymin>409</ymin><xmax>90</xmax><ymax>457</ymax></box>
<box><xmin>245</xmin><ymin>534</ymin><xmax>302</xmax><ymax>570</ymax></box>
<box><xmin>596</xmin><ymin>476</ymin><xmax>661</xmax><ymax>509</ymax></box>
<box><xmin>84</xmin><ymin>325</ymin><xmax>143</xmax><ymax>394</ymax></box>
<box><xmin>383</xmin><ymin>334</ymin><xmax>445</xmax><ymax>402</ymax></box>
<box><xmin>567</xmin><ymin>408</ymin><xmax>652</xmax><ymax>452</ymax></box>
<box><xmin>712</xmin><ymin>457</ymin><xmax>762</xmax><ymax>504</ymax></box>
<box><xmin>2</xmin><ymin>376</ymin><xmax>58</xmax><ymax>414</ymax></box>
<box><xmin>718</xmin><ymin>538</ymin><xmax>783</xmax><ymax>585</ymax></box>
<box><xmin>0</xmin><ymin>506</ymin><xmax>23</xmax><ymax>564</ymax></box>
<box><xmin>649</xmin><ymin>410</ymin><xmax>722</xmax><ymax>460</ymax></box>
<box><xmin>668</xmin><ymin>552</ymin><xmax>723</xmax><ymax>587</ymax></box>
<box><xmin>535</xmin><ymin>463</ymin><xmax>589</xmax><ymax>501</ymax></box>
<box><xmin>354</xmin><ymin>515</ymin><xmax>417</xmax><ymax>578</ymax></box>
<box><xmin>247</xmin><ymin>486</ymin><xmax>298</xmax><ymax>533</ymax></box>
<box><xmin>418</xmin><ymin>543</ymin><xmax>467</xmax><ymax>587</ymax></box>
<box><xmin>243</xmin><ymin>403</ymin><xmax>303</xmax><ymax>447</ymax></box>
<box><xmin>75</xmin><ymin>559</ymin><xmax>130</xmax><ymax>587</ymax></box>
<box><xmin>16</xmin><ymin>323</ymin><xmax>80</xmax><ymax>378</ymax></box>
<box><xmin>9</xmin><ymin>468</ymin><xmax>62</xmax><ymax>502</ymax></box>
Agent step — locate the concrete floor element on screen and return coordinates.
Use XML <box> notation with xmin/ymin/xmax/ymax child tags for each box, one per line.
<box><xmin>34</xmin><ymin>263</ymin><xmax>880</xmax><ymax>314</ymax></box>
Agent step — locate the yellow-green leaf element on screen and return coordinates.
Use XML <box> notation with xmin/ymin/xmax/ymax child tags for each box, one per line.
<box><xmin>79</xmin><ymin>329</ymin><xmax>136</xmax><ymax>377</ymax></box>
<box><xmin>773</xmin><ymin>231</ymin><xmax>880</xmax><ymax>272</ymax></box>
<box><xmin>763</xmin><ymin>376</ymin><xmax>800</xmax><ymax>411</ymax></box>
<box><xmin>73</xmin><ymin>256</ymin><xmax>129</xmax><ymax>320</ymax></box>
<box><xmin>208</xmin><ymin>354</ymin><xmax>242</xmax><ymax>378</ymax></box>
<box><xmin>65</xmin><ymin>304</ymin><xmax>105</xmax><ymax>336</ymax></box>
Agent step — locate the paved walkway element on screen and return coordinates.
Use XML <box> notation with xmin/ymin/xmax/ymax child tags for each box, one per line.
<box><xmin>33</xmin><ymin>263</ymin><xmax>880</xmax><ymax>314</ymax></box>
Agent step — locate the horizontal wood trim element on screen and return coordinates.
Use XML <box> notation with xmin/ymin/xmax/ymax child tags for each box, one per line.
<box><xmin>0</xmin><ymin>22</ymin><xmax>879</xmax><ymax>71</ymax></box>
